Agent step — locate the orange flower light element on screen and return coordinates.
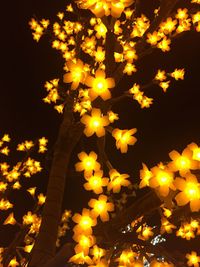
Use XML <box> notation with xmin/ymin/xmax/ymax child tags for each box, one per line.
<box><xmin>88</xmin><ymin>194</ymin><xmax>114</xmax><ymax>222</ymax></box>
<box><xmin>116</xmin><ymin>249</ymin><xmax>137</xmax><ymax>266</ymax></box>
<box><xmin>69</xmin><ymin>252</ymin><xmax>93</xmax><ymax>265</ymax></box>
<box><xmin>84</xmin><ymin>170</ymin><xmax>109</xmax><ymax>194</ymax></box>
<box><xmin>168</xmin><ymin>147</ymin><xmax>198</xmax><ymax>176</ymax></box>
<box><xmin>186</xmin><ymin>251</ymin><xmax>200</xmax><ymax>267</ymax></box>
<box><xmin>3</xmin><ymin>213</ymin><xmax>17</xmax><ymax>225</ymax></box>
<box><xmin>76</xmin><ymin>0</ymin><xmax>134</xmax><ymax>18</ymax></box>
<box><xmin>174</xmin><ymin>174</ymin><xmax>200</xmax><ymax>212</ymax></box>
<box><xmin>137</xmin><ymin>225</ymin><xmax>154</xmax><ymax>240</ymax></box>
<box><xmin>160</xmin><ymin>217</ymin><xmax>176</xmax><ymax>234</ymax></box>
<box><xmin>112</xmin><ymin>128</ymin><xmax>137</xmax><ymax>153</ymax></box>
<box><xmin>90</xmin><ymin>245</ymin><xmax>106</xmax><ymax>262</ymax></box>
<box><xmin>81</xmin><ymin>108</ymin><xmax>110</xmax><ymax>137</ymax></box>
<box><xmin>73</xmin><ymin>208</ymin><xmax>97</xmax><ymax>235</ymax></box>
<box><xmin>8</xmin><ymin>257</ymin><xmax>19</xmax><ymax>267</ymax></box>
<box><xmin>75</xmin><ymin>151</ymin><xmax>101</xmax><ymax>177</ymax></box>
<box><xmin>63</xmin><ymin>59</ymin><xmax>86</xmax><ymax>90</ymax></box>
<box><xmin>107</xmin><ymin>169</ymin><xmax>130</xmax><ymax>193</ymax></box>
<box><xmin>149</xmin><ymin>166</ymin><xmax>175</xmax><ymax>197</ymax></box>
<box><xmin>139</xmin><ymin>163</ymin><xmax>153</xmax><ymax>188</ymax></box>
<box><xmin>85</xmin><ymin>69</ymin><xmax>115</xmax><ymax>101</ymax></box>
<box><xmin>73</xmin><ymin>234</ymin><xmax>96</xmax><ymax>254</ymax></box>
<box><xmin>188</xmin><ymin>143</ymin><xmax>200</xmax><ymax>162</ymax></box>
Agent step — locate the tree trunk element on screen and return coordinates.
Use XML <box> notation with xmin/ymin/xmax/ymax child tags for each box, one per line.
<box><xmin>28</xmin><ymin>101</ymin><xmax>83</xmax><ymax>267</ymax></box>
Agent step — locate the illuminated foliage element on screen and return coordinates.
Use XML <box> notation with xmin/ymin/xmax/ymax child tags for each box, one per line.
<box><xmin>1</xmin><ymin>0</ymin><xmax>200</xmax><ymax>267</ymax></box>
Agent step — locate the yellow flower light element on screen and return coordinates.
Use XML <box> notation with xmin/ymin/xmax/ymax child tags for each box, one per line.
<box><xmin>108</xmin><ymin>169</ymin><xmax>130</xmax><ymax>193</ymax></box>
<box><xmin>27</xmin><ymin>187</ymin><xmax>36</xmax><ymax>197</ymax></box>
<box><xmin>63</xmin><ymin>59</ymin><xmax>86</xmax><ymax>90</ymax></box>
<box><xmin>88</xmin><ymin>194</ymin><xmax>114</xmax><ymax>222</ymax></box>
<box><xmin>0</xmin><ymin>199</ymin><xmax>13</xmax><ymax>210</ymax></box>
<box><xmin>69</xmin><ymin>252</ymin><xmax>93</xmax><ymax>265</ymax></box>
<box><xmin>94</xmin><ymin>23</ymin><xmax>107</xmax><ymax>39</ymax></box>
<box><xmin>170</xmin><ymin>68</ymin><xmax>185</xmax><ymax>80</ymax></box>
<box><xmin>8</xmin><ymin>257</ymin><xmax>19</xmax><ymax>267</ymax></box>
<box><xmin>149</xmin><ymin>166</ymin><xmax>175</xmax><ymax>197</ymax></box>
<box><xmin>84</xmin><ymin>170</ymin><xmax>109</xmax><ymax>194</ymax></box>
<box><xmin>90</xmin><ymin>245</ymin><xmax>106</xmax><ymax>262</ymax></box>
<box><xmin>3</xmin><ymin>213</ymin><xmax>17</xmax><ymax>225</ymax></box>
<box><xmin>168</xmin><ymin>148</ymin><xmax>198</xmax><ymax>176</ymax></box>
<box><xmin>94</xmin><ymin>47</ymin><xmax>105</xmax><ymax>62</ymax></box>
<box><xmin>85</xmin><ymin>69</ymin><xmax>115</xmax><ymax>101</ymax></box>
<box><xmin>174</xmin><ymin>174</ymin><xmax>200</xmax><ymax>212</ymax></box>
<box><xmin>112</xmin><ymin>128</ymin><xmax>137</xmax><ymax>153</ymax></box>
<box><xmin>37</xmin><ymin>193</ymin><xmax>46</xmax><ymax>205</ymax></box>
<box><xmin>123</xmin><ymin>63</ymin><xmax>137</xmax><ymax>75</ymax></box>
<box><xmin>159</xmin><ymin>81</ymin><xmax>170</xmax><ymax>92</ymax></box>
<box><xmin>0</xmin><ymin>182</ymin><xmax>7</xmax><ymax>193</ymax></box>
<box><xmin>115</xmin><ymin>249</ymin><xmax>137</xmax><ymax>266</ymax></box>
<box><xmin>73</xmin><ymin>234</ymin><xmax>96</xmax><ymax>254</ymax></box>
<box><xmin>147</xmin><ymin>31</ymin><xmax>161</xmax><ymax>46</ymax></box>
<box><xmin>73</xmin><ymin>208</ymin><xmax>97</xmax><ymax>235</ymax></box>
<box><xmin>24</xmin><ymin>243</ymin><xmax>34</xmax><ymax>253</ymax></box>
<box><xmin>107</xmin><ymin>111</ymin><xmax>119</xmax><ymax>123</ymax></box>
<box><xmin>139</xmin><ymin>163</ymin><xmax>153</xmax><ymax>188</ymax></box>
<box><xmin>75</xmin><ymin>151</ymin><xmax>101</xmax><ymax>177</ymax></box>
<box><xmin>176</xmin><ymin>8</ymin><xmax>188</xmax><ymax>20</ymax></box>
<box><xmin>76</xmin><ymin>0</ymin><xmax>134</xmax><ymax>18</ymax></box>
<box><xmin>2</xmin><ymin>134</ymin><xmax>11</xmax><ymax>142</ymax></box>
<box><xmin>157</xmin><ymin>37</ymin><xmax>171</xmax><ymax>52</ymax></box>
<box><xmin>186</xmin><ymin>251</ymin><xmax>200</xmax><ymax>267</ymax></box>
<box><xmin>155</xmin><ymin>69</ymin><xmax>167</xmax><ymax>82</ymax></box>
<box><xmin>160</xmin><ymin>217</ymin><xmax>176</xmax><ymax>234</ymax></box>
<box><xmin>81</xmin><ymin>108</ymin><xmax>110</xmax><ymax>137</ymax></box>
<box><xmin>137</xmin><ymin>225</ymin><xmax>154</xmax><ymax>240</ymax></box>
<box><xmin>160</xmin><ymin>17</ymin><xmax>177</xmax><ymax>34</ymax></box>
<box><xmin>188</xmin><ymin>143</ymin><xmax>200</xmax><ymax>161</ymax></box>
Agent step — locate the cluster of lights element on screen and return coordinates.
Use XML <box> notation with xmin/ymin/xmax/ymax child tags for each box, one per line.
<box><xmin>140</xmin><ymin>143</ymin><xmax>200</xmax><ymax>211</ymax></box>
<box><xmin>5</xmin><ymin>0</ymin><xmax>200</xmax><ymax>266</ymax></box>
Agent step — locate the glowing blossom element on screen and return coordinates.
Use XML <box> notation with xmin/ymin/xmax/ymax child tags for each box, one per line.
<box><xmin>72</xmin><ymin>208</ymin><xmax>97</xmax><ymax>235</ymax></box>
<box><xmin>174</xmin><ymin>174</ymin><xmax>200</xmax><ymax>212</ymax></box>
<box><xmin>85</xmin><ymin>69</ymin><xmax>115</xmax><ymax>101</ymax></box>
<box><xmin>84</xmin><ymin>170</ymin><xmax>109</xmax><ymax>194</ymax></box>
<box><xmin>149</xmin><ymin>166</ymin><xmax>175</xmax><ymax>197</ymax></box>
<box><xmin>88</xmin><ymin>194</ymin><xmax>114</xmax><ymax>222</ymax></box>
<box><xmin>112</xmin><ymin>128</ymin><xmax>137</xmax><ymax>153</ymax></box>
<box><xmin>107</xmin><ymin>169</ymin><xmax>130</xmax><ymax>193</ymax></box>
<box><xmin>81</xmin><ymin>108</ymin><xmax>110</xmax><ymax>137</ymax></box>
<box><xmin>63</xmin><ymin>59</ymin><xmax>86</xmax><ymax>90</ymax></box>
<box><xmin>75</xmin><ymin>151</ymin><xmax>101</xmax><ymax>177</ymax></box>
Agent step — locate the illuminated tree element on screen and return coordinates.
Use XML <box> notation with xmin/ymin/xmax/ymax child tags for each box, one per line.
<box><xmin>1</xmin><ymin>1</ymin><xmax>200</xmax><ymax>267</ymax></box>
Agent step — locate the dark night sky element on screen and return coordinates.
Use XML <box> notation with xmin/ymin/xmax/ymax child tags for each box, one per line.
<box><xmin>0</xmin><ymin>0</ymin><xmax>200</xmax><ymax>246</ymax></box>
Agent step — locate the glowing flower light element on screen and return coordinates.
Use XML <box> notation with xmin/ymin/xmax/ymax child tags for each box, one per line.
<box><xmin>175</xmin><ymin>174</ymin><xmax>200</xmax><ymax>211</ymax></box>
<box><xmin>149</xmin><ymin>166</ymin><xmax>175</xmax><ymax>197</ymax></box>
<box><xmin>108</xmin><ymin>169</ymin><xmax>130</xmax><ymax>193</ymax></box>
<box><xmin>85</xmin><ymin>69</ymin><xmax>115</xmax><ymax>101</ymax></box>
<box><xmin>81</xmin><ymin>108</ymin><xmax>110</xmax><ymax>137</ymax></box>
<box><xmin>63</xmin><ymin>59</ymin><xmax>86</xmax><ymax>90</ymax></box>
<box><xmin>168</xmin><ymin>148</ymin><xmax>198</xmax><ymax>176</ymax></box>
<box><xmin>112</xmin><ymin>128</ymin><xmax>137</xmax><ymax>153</ymax></box>
<box><xmin>84</xmin><ymin>170</ymin><xmax>109</xmax><ymax>194</ymax></box>
<box><xmin>139</xmin><ymin>163</ymin><xmax>153</xmax><ymax>188</ymax></box>
<box><xmin>75</xmin><ymin>151</ymin><xmax>101</xmax><ymax>177</ymax></box>
<box><xmin>88</xmin><ymin>194</ymin><xmax>114</xmax><ymax>221</ymax></box>
<box><xmin>186</xmin><ymin>251</ymin><xmax>200</xmax><ymax>267</ymax></box>
<box><xmin>73</xmin><ymin>208</ymin><xmax>97</xmax><ymax>235</ymax></box>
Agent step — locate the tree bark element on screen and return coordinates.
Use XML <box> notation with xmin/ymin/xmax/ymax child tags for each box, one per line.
<box><xmin>28</xmin><ymin>100</ymin><xmax>83</xmax><ymax>267</ymax></box>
